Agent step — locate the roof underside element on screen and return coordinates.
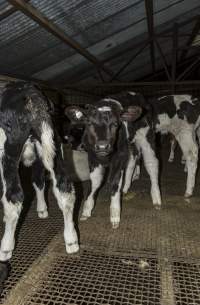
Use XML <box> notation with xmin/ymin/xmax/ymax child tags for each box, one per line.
<box><xmin>0</xmin><ymin>0</ymin><xmax>200</xmax><ymax>87</ymax></box>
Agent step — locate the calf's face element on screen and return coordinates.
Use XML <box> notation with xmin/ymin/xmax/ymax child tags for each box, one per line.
<box><xmin>65</xmin><ymin>101</ymin><xmax>141</xmax><ymax>157</ymax></box>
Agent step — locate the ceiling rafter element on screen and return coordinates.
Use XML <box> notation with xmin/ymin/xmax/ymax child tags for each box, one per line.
<box><xmin>145</xmin><ymin>0</ymin><xmax>155</xmax><ymax>73</ymax></box>
<box><xmin>171</xmin><ymin>23</ymin><xmax>178</xmax><ymax>83</ymax></box>
<box><xmin>110</xmin><ymin>40</ymin><xmax>150</xmax><ymax>81</ymax></box>
<box><xmin>7</xmin><ymin>0</ymin><xmax>116</xmax><ymax>79</ymax></box>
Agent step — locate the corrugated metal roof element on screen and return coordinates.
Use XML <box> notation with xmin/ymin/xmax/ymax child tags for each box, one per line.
<box><xmin>0</xmin><ymin>0</ymin><xmax>199</xmax><ymax>85</ymax></box>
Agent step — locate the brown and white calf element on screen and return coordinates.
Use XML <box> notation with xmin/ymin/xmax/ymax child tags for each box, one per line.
<box><xmin>0</xmin><ymin>82</ymin><xmax>79</xmax><ymax>290</ymax></box>
<box><xmin>65</xmin><ymin>98</ymin><xmax>142</xmax><ymax>229</ymax></box>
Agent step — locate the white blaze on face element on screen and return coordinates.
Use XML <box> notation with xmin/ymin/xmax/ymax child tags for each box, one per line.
<box><xmin>60</xmin><ymin>143</ymin><xmax>64</xmax><ymax>159</ymax></box>
<box><xmin>0</xmin><ymin>128</ymin><xmax>7</xmax><ymax>193</ymax></box>
<box><xmin>102</xmin><ymin>98</ymin><xmax>123</xmax><ymax>111</ymax></box>
<box><xmin>128</xmin><ymin>91</ymin><xmax>136</xmax><ymax>96</ymax></box>
<box><xmin>123</xmin><ymin>121</ymin><xmax>129</xmax><ymax>140</ymax></box>
<box><xmin>98</xmin><ymin>106</ymin><xmax>111</xmax><ymax>112</ymax></box>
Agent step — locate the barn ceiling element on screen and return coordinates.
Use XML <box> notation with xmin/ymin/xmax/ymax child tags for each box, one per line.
<box><xmin>0</xmin><ymin>0</ymin><xmax>200</xmax><ymax>87</ymax></box>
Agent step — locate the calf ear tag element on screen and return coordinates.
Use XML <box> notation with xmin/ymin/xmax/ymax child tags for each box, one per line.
<box><xmin>98</xmin><ymin>106</ymin><xmax>111</xmax><ymax>112</ymax></box>
<box><xmin>75</xmin><ymin>111</ymin><xmax>83</xmax><ymax>119</ymax></box>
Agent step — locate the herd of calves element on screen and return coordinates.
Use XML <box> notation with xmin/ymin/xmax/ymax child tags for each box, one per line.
<box><xmin>0</xmin><ymin>81</ymin><xmax>200</xmax><ymax>290</ymax></box>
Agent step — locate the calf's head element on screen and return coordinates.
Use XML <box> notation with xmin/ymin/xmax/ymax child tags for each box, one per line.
<box><xmin>65</xmin><ymin>99</ymin><xmax>141</xmax><ymax>157</ymax></box>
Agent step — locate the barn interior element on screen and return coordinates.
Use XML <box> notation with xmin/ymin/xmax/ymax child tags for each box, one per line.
<box><xmin>1</xmin><ymin>1</ymin><xmax>200</xmax><ymax>304</ymax></box>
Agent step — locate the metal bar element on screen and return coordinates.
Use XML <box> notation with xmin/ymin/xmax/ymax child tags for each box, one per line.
<box><xmin>177</xmin><ymin>56</ymin><xmax>200</xmax><ymax>81</ymax></box>
<box><xmin>145</xmin><ymin>0</ymin><xmax>155</xmax><ymax>73</ymax></box>
<box><xmin>7</xmin><ymin>0</ymin><xmax>115</xmax><ymax>78</ymax></box>
<box><xmin>110</xmin><ymin>40</ymin><xmax>149</xmax><ymax>81</ymax></box>
<box><xmin>141</xmin><ymin>52</ymin><xmax>199</xmax><ymax>81</ymax></box>
<box><xmin>171</xmin><ymin>23</ymin><xmax>178</xmax><ymax>86</ymax></box>
<box><xmin>180</xmin><ymin>16</ymin><xmax>200</xmax><ymax>61</ymax></box>
<box><xmin>102</xmin><ymin>16</ymin><xmax>200</xmax><ymax>65</ymax></box>
<box><xmin>97</xmin><ymin>69</ymin><xmax>106</xmax><ymax>83</ymax></box>
<box><xmin>154</xmin><ymin>39</ymin><xmax>172</xmax><ymax>81</ymax></box>
<box><xmin>63</xmin><ymin>80</ymin><xmax>200</xmax><ymax>89</ymax></box>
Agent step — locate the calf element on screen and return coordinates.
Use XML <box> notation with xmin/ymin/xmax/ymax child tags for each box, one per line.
<box><xmin>0</xmin><ymin>82</ymin><xmax>79</xmax><ymax>289</ymax></box>
<box><xmin>116</xmin><ymin>92</ymin><xmax>162</xmax><ymax>208</ymax></box>
<box><xmin>153</xmin><ymin>94</ymin><xmax>200</xmax><ymax>198</ymax></box>
<box><xmin>65</xmin><ymin>98</ymin><xmax>142</xmax><ymax>228</ymax></box>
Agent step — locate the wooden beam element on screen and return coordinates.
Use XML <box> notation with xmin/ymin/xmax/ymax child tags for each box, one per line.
<box><xmin>145</xmin><ymin>0</ymin><xmax>155</xmax><ymax>73</ymax></box>
<box><xmin>180</xmin><ymin>16</ymin><xmax>200</xmax><ymax>61</ymax></box>
<box><xmin>7</xmin><ymin>0</ymin><xmax>115</xmax><ymax>78</ymax></box>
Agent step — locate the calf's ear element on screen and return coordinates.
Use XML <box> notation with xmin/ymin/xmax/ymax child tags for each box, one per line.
<box><xmin>121</xmin><ymin>105</ymin><xmax>142</xmax><ymax>122</ymax></box>
<box><xmin>64</xmin><ymin>106</ymin><xmax>86</xmax><ymax>123</ymax></box>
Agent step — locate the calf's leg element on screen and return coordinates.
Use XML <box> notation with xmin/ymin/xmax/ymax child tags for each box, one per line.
<box><xmin>176</xmin><ymin>131</ymin><xmax>198</xmax><ymax>198</ymax></box>
<box><xmin>80</xmin><ymin>164</ymin><xmax>104</xmax><ymax>221</ymax></box>
<box><xmin>123</xmin><ymin>151</ymin><xmax>138</xmax><ymax>193</ymax></box>
<box><xmin>168</xmin><ymin>137</ymin><xmax>177</xmax><ymax>162</ymax></box>
<box><xmin>110</xmin><ymin>170</ymin><xmax>124</xmax><ymax>229</ymax></box>
<box><xmin>32</xmin><ymin>157</ymin><xmax>48</xmax><ymax>219</ymax></box>
<box><xmin>138</xmin><ymin>136</ymin><xmax>161</xmax><ymax>209</ymax></box>
<box><xmin>0</xmin><ymin>129</ymin><xmax>23</xmax><ymax>283</ymax></box>
<box><xmin>36</xmin><ymin>122</ymin><xmax>78</xmax><ymax>254</ymax></box>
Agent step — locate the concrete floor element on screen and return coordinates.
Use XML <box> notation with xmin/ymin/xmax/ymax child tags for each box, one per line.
<box><xmin>0</xmin><ymin>144</ymin><xmax>200</xmax><ymax>305</ymax></box>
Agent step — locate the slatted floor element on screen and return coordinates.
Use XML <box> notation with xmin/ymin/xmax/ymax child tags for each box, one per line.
<box><xmin>1</xmin><ymin>148</ymin><xmax>200</xmax><ymax>305</ymax></box>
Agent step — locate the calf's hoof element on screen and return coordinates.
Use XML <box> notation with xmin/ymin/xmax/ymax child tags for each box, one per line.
<box><xmin>0</xmin><ymin>250</ymin><xmax>12</xmax><ymax>262</ymax></box>
<box><xmin>38</xmin><ymin>210</ymin><xmax>48</xmax><ymax>219</ymax></box>
<box><xmin>111</xmin><ymin>217</ymin><xmax>120</xmax><ymax>229</ymax></box>
<box><xmin>122</xmin><ymin>188</ymin><xmax>128</xmax><ymax>194</ymax></box>
<box><xmin>112</xmin><ymin>222</ymin><xmax>120</xmax><ymax>229</ymax></box>
<box><xmin>80</xmin><ymin>215</ymin><xmax>89</xmax><ymax>221</ymax></box>
<box><xmin>66</xmin><ymin>242</ymin><xmax>79</xmax><ymax>254</ymax></box>
<box><xmin>153</xmin><ymin>203</ymin><xmax>161</xmax><ymax>210</ymax></box>
<box><xmin>184</xmin><ymin>192</ymin><xmax>192</xmax><ymax>199</ymax></box>
<box><xmin>184</xmin><ymin>192</ymin><xmax>192</xmax><ymax>203</ymax></box>
<box><xmin>168</xmin><ymin>158</ymin><xmax>173</xmax><ymax>163</ymax></box>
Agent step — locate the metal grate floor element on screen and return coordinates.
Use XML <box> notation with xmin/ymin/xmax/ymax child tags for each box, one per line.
<box><xmin>25</xmin><ymin>252</ymin><xmax>160</xmax><ymax>305</ymax></box>
<box><xmin>1</xmin><ymin>150</ymin><xmax>200</xmax><ymax>305</ymax></box>
<box><xmin>173</xmin><ymin>261</ymin><xmax>200</xmax><ymax>305</ymax></box>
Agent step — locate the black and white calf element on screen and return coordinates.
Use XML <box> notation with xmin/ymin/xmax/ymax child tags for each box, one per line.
<box><xmin>114</xmin><ymin>92</ymin><xmax>162</xmax><ymax>209</ymax></box>
<box><xmin>65</xmin><ymin>98</ymin><xmax>142</xmax><ymax>228</ymax></box>
<box><xmin>153</xmin><ymin>94</ymin><xmax>200</xmax><ymax>198</ymax></box>
<box><xmin>0</xmin><ymin>82</ymin><xmax>79</xmax><ymax>287</ymax></box>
